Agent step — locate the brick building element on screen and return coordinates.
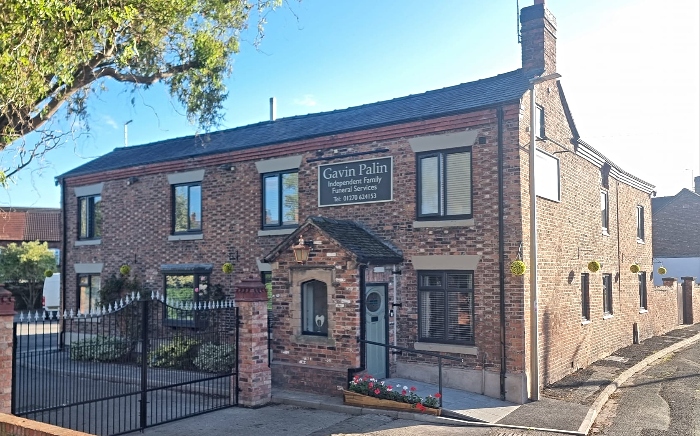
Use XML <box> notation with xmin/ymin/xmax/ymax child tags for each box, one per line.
<box><xmin>651</xmin><ymin>176</ymin><xmax>700</xmax><ymax>285</ymax></box>
<box><xmin>58</xmin><ymin>1</ymin><xmax>677</xmax><ymax>404</ymax></box>
<box><xmin>0</xmin><ymin>207</ymin><xmax>61</xmax><ymax>251</ymax></box>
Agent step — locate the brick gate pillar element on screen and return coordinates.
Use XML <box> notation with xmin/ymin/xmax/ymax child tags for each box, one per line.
<box><xmin>0</xmin><ymin>284</ymin><xmax>15</xmax><ymax>414</ymax></box>
<box><xmin>234</xmin><ymin>277</ymin><xmax>271</xmax><ymax>407</ymax></box>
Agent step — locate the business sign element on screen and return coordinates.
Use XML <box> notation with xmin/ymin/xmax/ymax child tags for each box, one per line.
<box><xmin>318</xmin><ymin>156</ymin><xmax>393</xmax><ymax>207</ymax></box>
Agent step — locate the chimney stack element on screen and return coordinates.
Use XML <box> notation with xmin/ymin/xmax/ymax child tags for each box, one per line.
<box><xmin>270</xmin><ymin>97</ymin><xmax>277</xmax><ymax>122</ymax></box>
<box><xmin>694</xmin><ymin>176</ymin><xmax>700</xmax><ymax>194</ymax></box>
<box><xmin>520</xmin><ymin>0</ymin><xmax>557</xmax><ymax>76</ymax></box>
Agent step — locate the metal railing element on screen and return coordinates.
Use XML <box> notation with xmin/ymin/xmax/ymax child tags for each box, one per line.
<box><xmin>357</xmin><ymin>338</ymin><xmax>463</xmax><ymax>408</ymax></box>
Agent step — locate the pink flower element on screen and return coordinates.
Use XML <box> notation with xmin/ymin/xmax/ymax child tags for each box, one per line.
<box><xmin>410</xmin><ymin>386</ymin><xmax>417</xmax><ymax>392</ymax></box>
<box><xmin>374</xmin><ymin>388</ymin><xmax>380</xmax><ymax>395</ymax></box>
<box><xmin>368</xmin><ymin>382</ymin><xmax>373</xmax><ymax>388</ymax></box>
<box><xmin>194</xmin><ymin>287</ymin><xmax>199</xmax><ymax>293</ymax></box>
<box><xmin>387</xmin><ymin>386</ymin><xmax>393</xmax><ymax>392</ymax></box>
<box><xmin>434</xmin><ymin>393</ymin><xmax>442</xmax><ymax>398</ymax></box>
<box><xmin>401</xmin><ymin>390</ymin><xmax>407</xmax><ymax>395</ymax></box>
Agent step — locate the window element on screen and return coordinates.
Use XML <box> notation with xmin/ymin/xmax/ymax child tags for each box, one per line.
<box><xmin>262</xmin><ymin>171</ymin><xmax>298</xmax><ymax>228</ymax></box>
<box><xmin>417</xmin><ymin>149</ymin><xmax>472</xmax><ymax>220</ymax></box>
<box><xmin>173</xmin><ymin>183</ymin><xmax>202</xmax><ymax>234</ymax></box>
<box><xmin>262</xmin><ymin>271</ymin><xmax>272</xmax><ymax>310</ymax></box>
<box><xmin>78</xmin><ymin>274</ymin><xmax>101</xmax><ymax>313</ymax></box>
<box><xmin>302</xmin><ymin>280</ymin><xmax>328</xmax><ymax>336</ymax></box>
<box><xmin>639</xmin><ymin>271</ymin><xmax>648</xmax><ymax>310</ymax></box>
<box><xmin>78</xmin><ymin>195</ymin><xmax>102</xmax><ymax>240</ymax></box>
<box><xmin>602</xmin><ymin>273</ymin><xmax>613</xmax><ymax>315</ymax></box>
<box><xmin>535</xmin><ymin>105</ymin><xmax>545</xmax><ymax>139</ymax></box>
<box><xmin>535</xmin><ymin>149</ymin><xmax>560</xmax><ymax>201</ymax></box>
<box><xmin>581</xmin><ymin>273</ymin><xmax>590</xmax><ymax>321</ymax></box>
<box><xmin>163</xmin><ymin>273</ymin><xmax>209</xmax><ymax>323</ymax></box>
<box><xmin>601</xmin><ymin>191</ymin><xmax>609</xmax><ymax>233</ymax></box>
<box><xmin>636</xmin><ymin>206</ymin><xmax>645</xmax><ymax>241</ymax></box>
<box><xmin>418</xmin><ymin>271</ymin><xmax>474</xmax><ymax>344</ymax></box>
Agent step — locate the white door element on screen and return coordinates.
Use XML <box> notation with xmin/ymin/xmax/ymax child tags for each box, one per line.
<box><xmin>365</xmin><ymin>284</ymin><xmax>387</xmax><ymax>379</ymax></box>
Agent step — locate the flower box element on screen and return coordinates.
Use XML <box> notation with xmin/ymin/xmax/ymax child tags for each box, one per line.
<box><xmin>342</xmin><ymin>390</ymin><xmax>441</xmax><ymax>416</ymax></box>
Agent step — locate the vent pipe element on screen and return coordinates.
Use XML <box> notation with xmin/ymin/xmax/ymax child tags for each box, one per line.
<box><xmin>270</xmin><ymin>97</ymin><xmax>277</xmax><ymax>121</ymax></box>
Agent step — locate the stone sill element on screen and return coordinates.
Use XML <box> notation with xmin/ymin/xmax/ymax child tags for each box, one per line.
<box><xmin>581</xmin><ymin>319</ymin><xmax>591</xmax><ymax>325</ymax></box>
<box><xmin>413</xmin><ymin>342</ymin><xmax>477</xmax><ymax>355</ymax></box>
<box><xmin>168</xmin><ymin>233</ymin><xmax>203</xmax><ymax>241</ymax></box>
<box><xmin>602</xmin><ymin>230</ymin><xmax>610</xmax><ymax>237</ymax></box>
<box><xmin>639</xmin><ymin>309</ymin><xmax>648</xmax><ymax>314</ymax></box>
<box><xmin>75</xmin><ymin>239</ymin><xmax>101</xmax><ymax>246</ymax></box>
<box><xmin>637</xmin><ymin>238</ymin><xmax>645</xmax><ymax>245</ymax></box>
<box><xmin>603</xmin><ymin>314</ymin><xmax>614</xmax><ymax>320</ymax></box>
<box><xmin>413</xmin><ymin>218</ymin><xmax>475</xmax><ymax>229</ymax></box>
<box><xmin>258</xmin><ymin>228</ymin><xmax>297</xmax><ymax>236</ymax></box>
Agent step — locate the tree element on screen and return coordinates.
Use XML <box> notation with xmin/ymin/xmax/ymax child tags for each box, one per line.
<box><xmin>0</xmin><ymin>241</ymin><xmax>57</xmax><ymax>309</ymax></box>
<box><xmin>0</xmin><ymin>0</ymin><xmax>284</xmax><ymax>180</ymax></box>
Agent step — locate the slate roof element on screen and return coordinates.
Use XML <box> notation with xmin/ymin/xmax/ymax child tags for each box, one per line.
<box><xmin>59</xmin><ymin>69</ymin><xmax>532</xmax><ymax>179</ymax></box>
<box><xmin>265</xmin><ymin>216</ymin><xmax>403</xmax><ymax>265</ymax></box>
<box><xmin>652</xmin><ymin>196</ymin><xmax>675</xmax><ymax>214</ymax></box>
<box><xmin>0</xmin><ymin>208</ymin><xmax>60</xmax><ymax>242</ymax></box>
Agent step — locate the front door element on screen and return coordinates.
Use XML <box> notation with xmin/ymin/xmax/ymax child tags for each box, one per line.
<box><xmin>365</xmin><ymin>284</ymin><xmax>388</xmax><ymax>379</ymax></box>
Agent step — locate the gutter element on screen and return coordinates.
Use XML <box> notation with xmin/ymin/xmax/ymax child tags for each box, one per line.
<box><xmin>497</xmin><ymin>106</ymin><xmax>507</xmax><ymax>401</ymax></box>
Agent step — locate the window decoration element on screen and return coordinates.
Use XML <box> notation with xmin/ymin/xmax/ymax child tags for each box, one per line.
<box><xmin>510</xmin><ymin>260</ymin><xmax>526</xmax><ymax>276</ymax></box>
<box><xmin>416</xmin><ymin>148</ymin><xmax>472</xmax><ymax>220</ymax></box>
<box><xmin>418</xmin><ymin>271</ymin><xmax>474</xmax><ymax>345</ymax></box>
<box><xmin>302</xmin><ymin>280</ymin><xmax>328</xmax><ymax>336</ymax></box>
<box><xmin>173</xmin><ymin>183</ymin><xmax>202</xmax><ymax>234</ymax></box>
<box><xmin>78</xmin><ymin>195</ymin><xmax>102</xmax><ymax>240</ymax></box>
<box><xmin>262</xmin><ymin>171</ymin><xmax>298</xmax><ymax>228</ymax></box>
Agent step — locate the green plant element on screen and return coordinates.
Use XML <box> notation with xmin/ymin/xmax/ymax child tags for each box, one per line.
<box><xmin>348</xmin><ymin>374</ymin><xmax>441</xmax><ymax>412</ymax></box>
<box><xmin>148</xmin><ymin>336</ymin><xmax>201</xmax><ymax>369</ymax></box>
<box><xmin>99</xmin><ymin>273</ymin><xmax>143</xmax><ymax>307</ymax></box>
<box><xmin>658</xmin><ymin>266</ymin><xmax>667</xmax><ymax>275</ymax></box>
<box><xmin>510</xmin><ymin>260</ymin><xmax>526</xmax><ymax>276</ymax></box>
<box><xmin>193</xmin><ymin>343</ymin><xmax>236</xmax><ymax>373</ymax></box>
<box><xmin>44</xmin><ymin>269</ymin><xmax>53</xmax><ymax>278</ymax></box>
<box><xmin>588</xmin><ymin>260</ymin><xmax>601</xmax><ymax>273</ymax></box>
<box><xmin>630</xmin><ymin>264</ymin><xmax>640</xmax><ymax>274</ymax></box>
<box><xmin>222</xmin><ymin>263</ymin><xmax>233</xmax><ymax>274</ymax></box>
<box><xmin>119</xmin><ymin>264</ymin><xmax>132</xmax><ymax>276</ymax></box>
<box><xmin>70</xmin><ymin>336</ymin><xmax>130</xmax><ymax>362</ymax></box>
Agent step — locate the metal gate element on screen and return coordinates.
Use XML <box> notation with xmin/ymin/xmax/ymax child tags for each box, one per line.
<box><xmin>12</xmin><ymin>293</ymin><xmax>238</xmax><ymax>435</ymax></box>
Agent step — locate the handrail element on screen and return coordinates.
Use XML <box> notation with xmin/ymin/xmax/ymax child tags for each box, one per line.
<box><xmin>356</xmin><ymin>337</ymin><xmax>463</xmax><ymax>407</ymax></box>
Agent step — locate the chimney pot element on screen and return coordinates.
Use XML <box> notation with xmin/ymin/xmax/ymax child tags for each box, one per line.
<box><xmin>535</xmin><ymin>0</ymin><xmax>545</xmax><ymax>4</ymax></box>
<box><xmin>694</xmin><ymin>176</ymin><xmax>700</xmax><ymax>194</ymax></box>
<box><xmin>270</xmin><ymin>97</ymin><xmax>277</xmax><ymax>122</ymax></box>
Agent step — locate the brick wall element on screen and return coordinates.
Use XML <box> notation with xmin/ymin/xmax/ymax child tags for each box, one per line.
<box><xmin>0</xmin><ymin>414</ymin><xmax>93</xmax><ymax>436</ymax></box>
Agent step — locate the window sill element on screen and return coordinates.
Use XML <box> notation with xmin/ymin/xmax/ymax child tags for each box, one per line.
<box><xmin>258</xmin><ymin>228</ymin><xmax>297</xmax><ymax>236</ymax></box>
<box><xmin>414</xmin><ymin>342</ymin><xmax>478</xmax><ymax>355</ymax></box>
<box><xmin>75</xmin><ymin>239</ymin><xmax>101</xmax><ymax>246</ymax></box>
<box><xmin>292</xmin><ymin>334</ymin><xmax>335</xmax><ymax>347</ymax></box>
<box><xmin>637</xmin><ymin>239</ymin><xmax>645</xmax><ymax>245</ymax></box>
<box><xmin>639</xmin><ymin>309</ymin><xmax>648</xmax><ymax>314</ymax></box>
<box><xmin>168</xmin><ymin>233</ymin><xmax>203</xmax><ymax>241</ymax></box>
<box><xmin>581</xmin><ymin>319</ymin><xmax>591</xmax><ymax>325</ymax></box>
<box><xmin>602</xmin><ymin>230</ymin><xmax>610</xmax><ymax>236</ymax></box>
<box><xmin>603</xmin><ymin>314</ymin><xmax>614</xmax><ymax>320</ymax></box>
<box><xmin>413</xmin><ymin>218</ymin><xmax>475</xmax><ymax>229</ymax></box>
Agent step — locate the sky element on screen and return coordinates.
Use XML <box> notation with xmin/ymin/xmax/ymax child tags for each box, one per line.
<box><xmin>1</xmin><ymin>0</ymin><xmax>698</xmax><ymax>208</ymax></box>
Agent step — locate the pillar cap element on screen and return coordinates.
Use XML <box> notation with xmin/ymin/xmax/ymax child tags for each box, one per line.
<box><xmin>234</xmin><ymin>276</ymin><xmax>268</xmax><ymax>302</ymax></box>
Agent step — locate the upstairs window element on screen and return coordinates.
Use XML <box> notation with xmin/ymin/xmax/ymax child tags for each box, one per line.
<box><xmin>417</xmin><ymin>148</ymin><xmax>472</xmax><ymax>220</ymax></box>
<box><xmin>78</xmin><ymin>195</ymin><xmax>102</xmax><ymax>240</ymax></box>
<box><xmin>602</xmin><ymin>273</ymin><xmax>613</xmax><ymax>316</ymax></box>
<box><xmin>418</xmin><ymin>271</ymin><xmax>474</xmax><ymax>345</ymax></box>
<box><xmin>636</xmin><ymin>206</ymin><xmax>645</xmax><ymax>241</ymax></box>
<box><xmin>601</xmin><ymin>191</ymin><xmax>609</xmax><ymax>233</ymax></box>
<box><xmin>535</xmin><ymin>105</ymin><xmax>545</xmax><ymax>139</ymax></box>
<box><xmin>262</xmin><ymin>171</ymin><xmax>298</xmax><ymax>228</ymax></box>
<box><xmin>173</xmin><ymin>183</ymin><xmax>202</xmax><ymax>234</ymax></box>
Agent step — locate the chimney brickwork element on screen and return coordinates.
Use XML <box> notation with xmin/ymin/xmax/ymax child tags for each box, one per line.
<box><xmin>520</xmin><ymin>1</ymin><xmax>557</xmax><ymax>76</ymax></box>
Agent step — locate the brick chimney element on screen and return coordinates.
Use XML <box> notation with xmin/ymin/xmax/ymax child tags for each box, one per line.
<box><xmin>520</xmin><ymin>0</ymin><xmax>557</xmax><ymax>76</ymax></box>
<box><xmin>694</xmin><ymin>176</ymin><xmax>700</xmax><ymax>194</ymax></box>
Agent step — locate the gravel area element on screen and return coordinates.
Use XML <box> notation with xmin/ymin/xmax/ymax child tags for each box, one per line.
<box><xmin>542</xmin><ymin>323</ymin><xmax>700</xmax><ymax>406</ymax></box>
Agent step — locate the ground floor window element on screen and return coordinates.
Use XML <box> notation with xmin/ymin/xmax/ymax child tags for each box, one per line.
<box><xmin>78</xmin><ymin>274</ymin><xmax>101</xmax><ymax>314</ymax></box>
<box><xmin>302</xmin><ymin>280</ymin><xmax>328</xmax><ymax>336</ymax></box>
<box><xmin>164</xmin><ymin>273</ymin><xmax>209</xmax><ymax>322</ymax></box>
<box><xmin>639</xmin><ymin>272</ymin><xmax>648</xmax><ymax>310</ymax></box>
<box><xmin>581</xmin><ymin>273</ymin><xmax>590</xmax><ymax>321</ymax></box>
<box><xmin>418</xmin><ymin>271</ymin><xmax>474</xmax><ymax>344</ymax></box>
<box><xmin>603</xmin><ymin>273</ymin><xmax>613</xmax><ymax>315</ymax></box>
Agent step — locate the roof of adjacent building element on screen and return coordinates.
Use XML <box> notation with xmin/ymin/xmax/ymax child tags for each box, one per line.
<box><xmin>59</xmin><ymin>69</ymin><xmax>533</xmax><ymax>179</ymax></box>
<box><xmin>265</xmin><ymin>216</ymin><xmax>403</xmax><ymax>265</ymax></box>
<box><xmin>652</xmin><ymin>188</ymin><xmax>700</xmax><ymax>215</ymax></box>
<box><xmin>0</xmin><ymin>208</ymin><xmax>61</xmax><ymax>243</ymax></box>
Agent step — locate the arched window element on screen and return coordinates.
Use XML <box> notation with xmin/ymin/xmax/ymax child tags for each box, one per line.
<box><xmin>302</xmin><ymin>280</ymin><xmax>328</xmax><ymax>336</ymax></box>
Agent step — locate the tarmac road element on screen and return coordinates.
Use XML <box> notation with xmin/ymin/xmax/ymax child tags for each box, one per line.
<box><xmin>590</xmin><ymin>339</ymin><xmax>700</xmax><ymax>435</ymax></box>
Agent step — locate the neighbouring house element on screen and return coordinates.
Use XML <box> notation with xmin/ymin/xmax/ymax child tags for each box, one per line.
<box><xmin>57</xmin><ymin>0</ymin><xmax>680</xmax><ymax>404</ymax></box>
<box><xmin>0</xmin><ymin>207</ymin><xmax>61</xmax><ymax>254</ymax></box>
<box><xmin>651</xmin><ymin>176</ymin><xmax>700</xmax><ymax>285</ymax></box>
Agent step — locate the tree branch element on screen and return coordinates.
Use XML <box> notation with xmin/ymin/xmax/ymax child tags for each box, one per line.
<box><xmin>94</xmin><ymin>61</ymin><xmax>199</xmax><ymax>84</ymax></box>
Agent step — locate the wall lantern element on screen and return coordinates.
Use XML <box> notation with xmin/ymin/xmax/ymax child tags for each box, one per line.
<box><xmin>292</xmin><ymin>236</ymin><xmax>313</xmax><ymax>264</ymax></box>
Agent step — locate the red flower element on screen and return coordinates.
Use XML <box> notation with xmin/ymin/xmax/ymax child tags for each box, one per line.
<box><xmin>368</xmin><ymin>382</ymin><xmax>374</xmax><ymax>388</ymax></box>
<box><xmin>416</xmin><ymin>404</ymin><xmax>426</xmax><ymax>411</ymax></box>
<box><xmin>363</xmin><ymin>375</ymin><xmax>370</xmax><ymax>380</ymax></box>
<box><xmin>401</xmin><ymin>390</ymin><xmax>407</xmax><ymax>395</ymax></box>
<box><xmin>410</xmin><ymin>386</ymin><xmax>417</xmax><ymax>392</ymax></box>
<box><xmin>434</xmin><ymin>393</ymin><xmax>442</xmax><ymax>398</ymax></box>
<box><xmin>374</xmin><ymin>388</ymin><xmax>380</xmax><ymax>395</ymax></box>
<box><xmin>387</xmin><ymin>385</ymin><xmax>392</xmax><ymax>389</ymax></box>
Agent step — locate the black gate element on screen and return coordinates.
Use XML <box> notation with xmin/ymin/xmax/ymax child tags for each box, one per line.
<box><xmin>12</xmin><ymin>293</ymin><xmax>239</xmax><ymax>435</ymax></box>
